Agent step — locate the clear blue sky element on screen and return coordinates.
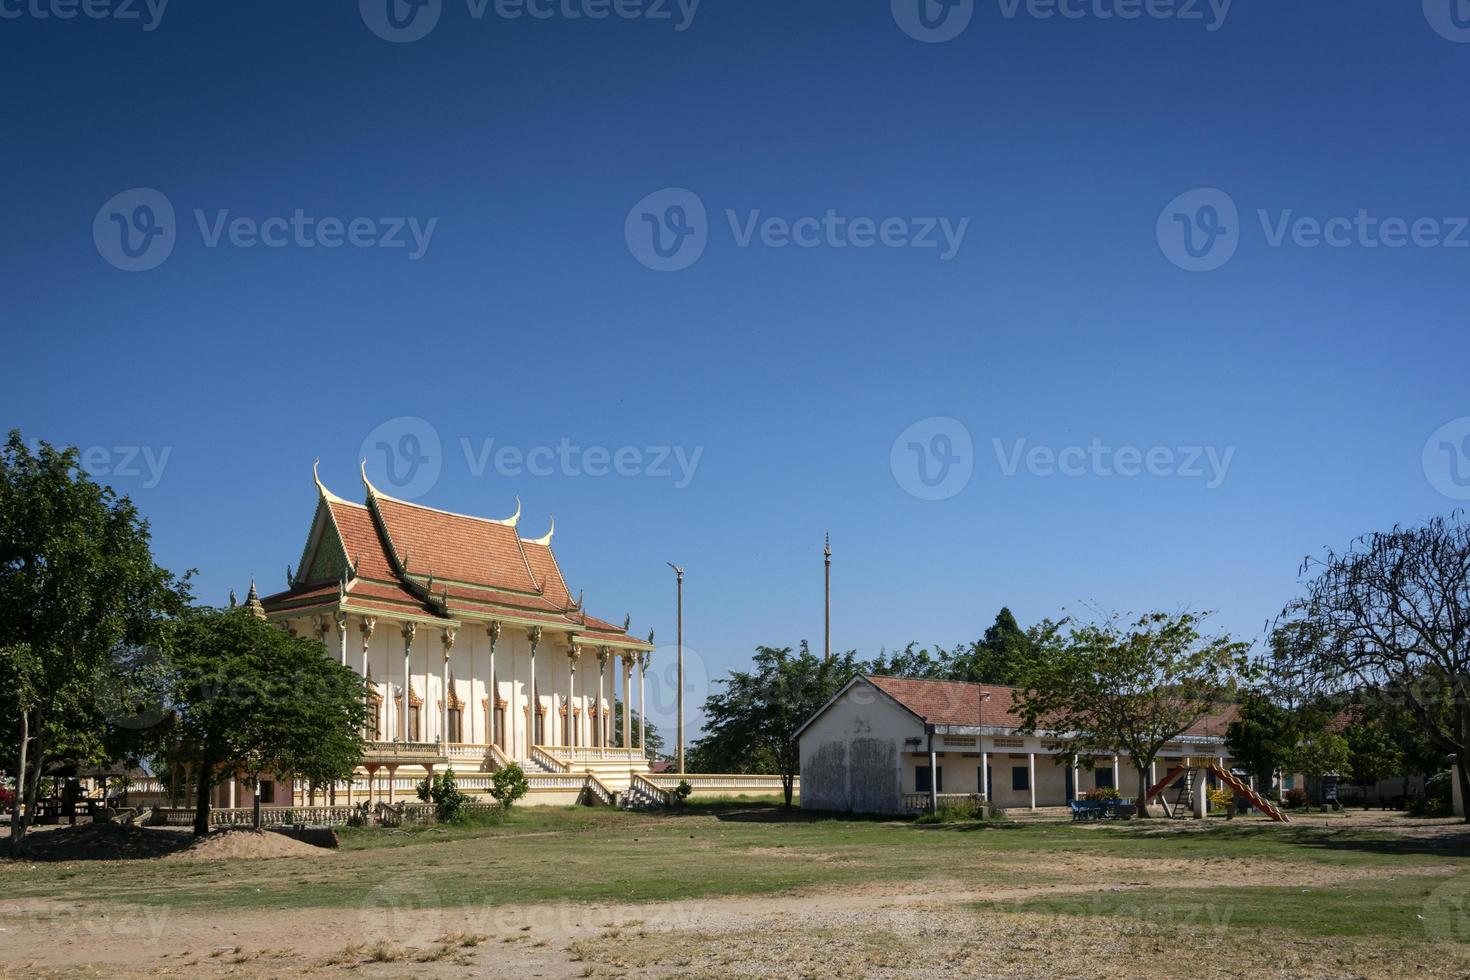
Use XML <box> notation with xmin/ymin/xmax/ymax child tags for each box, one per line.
<box><xmin>4</xmin><ymin>1</ymin><xmax>1469</xmax><ymax>735</ymax></box>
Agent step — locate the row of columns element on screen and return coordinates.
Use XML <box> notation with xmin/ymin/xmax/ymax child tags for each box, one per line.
<box><xmin>319</xmin><ymin>614</ymin><xmax>651</xmax><ymax>758</ymax></box>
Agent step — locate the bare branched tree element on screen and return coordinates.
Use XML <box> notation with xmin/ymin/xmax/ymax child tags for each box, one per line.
<box><xmin>1279</xmin><ymin>513</ymin><xmax>1470</xmax><ymax>821</ymax></box>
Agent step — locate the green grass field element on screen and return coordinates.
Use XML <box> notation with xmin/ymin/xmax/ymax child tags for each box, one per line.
<box><xmin>5</xmin><ymin>805</ymin><xmax>1469</xmax><ymax>977</ymax></box>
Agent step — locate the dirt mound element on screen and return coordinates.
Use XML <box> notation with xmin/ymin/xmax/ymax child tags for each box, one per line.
<box><xmin>12</xmin><ymin>822</ymin><xmax>193</xmax><ymax>861</ymax></box>
<box><xmin>161</xmin><ymin>827</ymin><xmax>329</xmax><ymax>862</ymax></box>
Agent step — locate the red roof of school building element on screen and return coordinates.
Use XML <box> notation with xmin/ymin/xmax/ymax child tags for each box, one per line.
<box><xmin>865</xmin><ymin>675</ymin><xmax>1239</xmax><ymax>739</ymax></box>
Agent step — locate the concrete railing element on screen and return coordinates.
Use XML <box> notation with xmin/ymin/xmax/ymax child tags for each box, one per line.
<box><xmin>628</xmin><ymin>773</ymin><xmax>671</xmax><ymax>806</ymax></box>
<box><xmin>530</xmin><ymin>745</ymin><xmax>573</xmax><ymax>773</ymax></box>
<box><xmin>902</xmin><ymin>792</ymin><xmax>984</xmax><ymax>813</ymax></box>
<box><xmin>584</xmin><ymin>773</ymin><xmax>617</xmax><ymax>806</ymax></box>
<box><xmin>558</xmin><ymin>746</ymin><xmax>646</xmax><ymax>763</ymax></box>
<box><xmin>153</xmin><ymin>805</ymin><xmax>359</xmax><ymax>827</ymax></box>
<box><xmin>645</xmin><ymin>773</ymin><xmax>794</xmax><ymax>794</ymax></box>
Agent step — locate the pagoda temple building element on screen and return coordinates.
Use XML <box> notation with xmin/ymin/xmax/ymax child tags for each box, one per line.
<box><xmin>250</xmin><ymin>463</ymin><xmax>659</xmax><ymax>808</ymax></box>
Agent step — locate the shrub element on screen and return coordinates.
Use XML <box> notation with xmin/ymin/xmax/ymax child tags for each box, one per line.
<box><xmin>672</xmin><ymin>780</ymin><xmax>693</xmax><ymax>806</ymax></box>
<box><xmin>490</xmin><ymin>763</ymin><xmax>529</xmax><ymax>811</ymax></box>
<box><xmin>1085</xmin><ymin>787</ymin><xmax>1120</xmax><ymax>802</ymax></box>
<box><xmin>1208</xmin><ymin>788</ymin><xmax>1234</xmax><ymax>811</ymax></box>
<box><xmin>915</xmin><ymin>799</ymin><xmax>984</xmax><ymax>823</ymax></box>
<box><xmin>416</xmin><ymin>768</ymin><xmax>471</xmax><ymax>823</ymax></box>
<box><xmin>0</xmin><ymin>787</ymin><xmax>14</xmax><ymax>812</ymax></box>
<box><xmin>1284</xmin><ymin>787</ymin><xmax>1309</xmax><ymax>809</ymax></box>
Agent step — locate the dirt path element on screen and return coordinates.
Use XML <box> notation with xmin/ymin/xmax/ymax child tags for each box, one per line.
<box><xmin>3</xmin><ymin>857</ymin><xmax>1467</xmax><ymax>980</ymax></box>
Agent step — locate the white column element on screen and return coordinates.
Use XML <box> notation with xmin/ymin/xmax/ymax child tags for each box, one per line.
<box><xmin>487</xmin><ymin>622</ymin><xmax>500</xmax><ymax>749</ymax></box>
<box><xmin>637</xmin><ymin>652</ymin><xmax>647</xmax><ymax>752</ymax></box>
<box><xmin>1028</xmin><ymin>752</ymin><xmax>1037</xmax><ymax>810</ymax></box>
<box><xmin>1071</xmin><ymin>757</ymin><xmax>1080</xmax><ymax>802</ymax></box>
<box><xmin>528</xmin><ymin>626</ymin><xmax>541</xmax><ymax>748</ymax></box>
<box><xmin>928</xmin><ymin>744</ymin><xmax>939</xmax><ymax>812</ymax></box>
<box><xmin>228</xmin><ymin>776</ymin><xmax>237</xmax><ymax>809</ymax></box>
<box><xmin>401</xmin><ymin>622</ymin><xmax>415</xmax><ymax>742</ymax></box>
<box><xmin>360</xmin><ymin>617</ymin><xmax>376</xmax><ymax>738</ymax></box>
<box><xmin>598</xmin><ymin>648</ymin><xmax>608</xmax><ymax>749</ymax></box>
<box><xmin>980</xmin><ymin>749</ymin><xmax>989</xmax><ymax>801</ymax></box>
<box><xmin>1113</xmin><ymin>755</ymin><xmax>1120</xmax><ymax>792</ymax></box>
<box><xmin>441</xmin><ymin>629</ymin><xmax>455</xmax><ymax>745</ymax></box>
<box><xmin>567</xmin><ymin>641</ymin><xmax>579</xmax><ymax>748</ymax></box>
<box><xmin>626</xmin><ymin>655</ymin><xmax>637</xmax><ymax>746</ymax></box>
<box><xmin>336</xmin><ymin>613</ymin><xmax>348</xmax><ymax>667</ymax></box>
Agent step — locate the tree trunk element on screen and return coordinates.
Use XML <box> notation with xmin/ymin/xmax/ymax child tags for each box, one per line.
<box><xmin>193</xmin><ymin>761</ymin><xmax>213</xmax><ymax>837</ymax></box>
<box><xmin>1135</xmin><ymin>765</ymin><xmax>1153</xmax><ymax>819</ymax></box>
<box><xmin>782</xmin><ymin>773</ymin><xmax>794</xmax><ymax>809</ymax></box>
<box><xmin>23</xmin><ymin>706</ymin><xmax>45</xmax><ymax>834</ymax></box>
<box><xmin>1455</xmin><ymin>703</ymin><xmax>1470</xmax><ymax>824</ymax></box>
<box><xmin>9</xmin><ymin>709</ymin><xmax>29</xmax><ymax>858</ymax></box>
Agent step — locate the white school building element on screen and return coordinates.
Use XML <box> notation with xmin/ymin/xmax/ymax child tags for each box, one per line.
<box><xmin>797</xmin><ymin>674</ymin><xmax>1240</xmax><ymax>815</ymax></box>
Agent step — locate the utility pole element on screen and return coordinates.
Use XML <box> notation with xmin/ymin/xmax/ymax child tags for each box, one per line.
<box><xmin>667</xmin><ymin>562</ymin><xmax>685</xmax><ymax>774</ymax></box>
<box><xmin>823</xmin><ymin>533</ymin><xmax>832</xmax><ymax>661</ymax></box>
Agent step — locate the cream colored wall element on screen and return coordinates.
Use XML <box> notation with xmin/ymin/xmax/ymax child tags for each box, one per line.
<box><xmin>799</xmin><ymin>679</ymin><xmax>918</xmax><ymax>814</ymax></box>
<box><xmin>287</xmin><ymin>613</ymin><xmax>624</xmax><ymax>761</ymax></box>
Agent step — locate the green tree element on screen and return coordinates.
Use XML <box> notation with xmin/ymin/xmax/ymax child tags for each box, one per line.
<box><xmin>1345</xmin><ymin>717</ymin><xmax>1403</xmax><ymax>808</ymax></box>
<box><xmin>1225</xmin><ymin>690</ymin><xmax>1299</xmax><ymax>792</ymax></box>
<box><xmin>692</xmin><ymin>643</ymin><xmax>858</xmax><ymax>807</ymax></box>
<box><xmin>1013</xmin><ymin>611</ymin><xmax>1246</xmax><ymax>817</ymax></box>
<box><xmin>954</xmin><ymin>608</ymin><xmax>1036</xmax><ymax>685</ymax></box>
<box><xmin>490</xmin><ymin>762</ymin><xmax>529</xmax><ymax>810</ymax></box>
<box><xmin>155</xmin><ymin>607</ymin><xmax>367</xmax><ymax>834</ymax></box>
<box><xmin>1284</xmin><ymin>730</ymin><xmax>1351</xmax><ymax>805</ymax></box>
<box><xmin>0</xmin><ymin>432</ymin><xmax>190</xmax><ymax>855</ymax></box>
